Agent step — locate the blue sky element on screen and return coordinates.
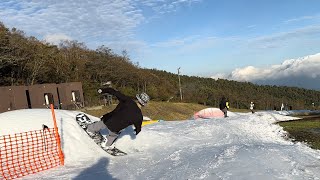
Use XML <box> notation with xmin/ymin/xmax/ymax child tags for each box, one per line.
<box><xmin>1</xmin><ymin>0</ymin><xmax>320</xmax><ymax>89</ymax></box>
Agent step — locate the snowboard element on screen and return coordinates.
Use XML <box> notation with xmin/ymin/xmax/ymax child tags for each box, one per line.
<box><xmin>75</xmin><ymin>113</ymin><xmax>127</xmax><ymax>156</ymax></box>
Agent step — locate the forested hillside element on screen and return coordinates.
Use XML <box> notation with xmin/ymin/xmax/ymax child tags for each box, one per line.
<box><xmin>1</xmin><ymin>22</ymin><xmax>319</xmax><ymax>110</ymax></box>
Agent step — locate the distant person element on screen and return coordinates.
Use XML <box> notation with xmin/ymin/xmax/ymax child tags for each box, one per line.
<box><xmin>250</xmin><ymin>102</ymin><xmax>255</xmax><ymax>114</ymax></box>
<box><xmin>86</xmin><ymin>87</ymin><xmax>150</xmax><ymax>149</ymax></box>
<box><xmin>219</xmin><ymin>96</ymin><xmax>228</xmax><ymax>118</ymax></box>
<box><xmin>226</xmin><ymin>101</ymin><xmax>230</xmax><ymax>110</ymax></box>
<box><xmin>281</xmin><ymin>103</ymin><xmax>284</xmax><ymax>111</ymax></box>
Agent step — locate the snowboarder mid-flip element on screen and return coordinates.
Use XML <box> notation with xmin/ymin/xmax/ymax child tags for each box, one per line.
<box><xmin>86</xmin><ymin>87</ymin><xmax>150</xmax><ymax>149</ymax></box>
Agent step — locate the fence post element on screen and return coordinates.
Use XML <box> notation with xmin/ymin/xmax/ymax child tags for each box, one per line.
<box><xmin>50</xmin><ymin>104</ymin><xmax>64</xmax><ymax>165</ymax></box>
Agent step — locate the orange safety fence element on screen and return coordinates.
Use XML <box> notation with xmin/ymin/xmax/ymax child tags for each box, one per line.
<box><xmin>50</xmin><ymin>104</ymin><xmax>64</xmax><ymax>166</ymax></box>
<box><xmin>0</xmin><ymin>128</ymin><xmax>61</xmax><ymax>179</ymax></box>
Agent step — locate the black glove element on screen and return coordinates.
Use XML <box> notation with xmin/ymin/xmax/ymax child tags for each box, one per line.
<box><xmin>134</xmin><ymin>128</ymin><xmax>141</xmax><ymax>135</ymax></box>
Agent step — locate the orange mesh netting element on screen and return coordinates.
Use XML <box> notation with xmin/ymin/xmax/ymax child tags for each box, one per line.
<box><xmin>0</xmin><ymin>128</ymin><xmax>61</xmax><ymax>179</ymax></box>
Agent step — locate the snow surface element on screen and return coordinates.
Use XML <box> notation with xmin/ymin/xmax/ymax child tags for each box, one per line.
<box><xmin>0</xmin><ymin>109</ymin><xmax>320</xmax><ymax>180</ymax></box>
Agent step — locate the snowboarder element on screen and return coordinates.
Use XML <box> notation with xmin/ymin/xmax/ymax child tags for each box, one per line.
<box><xmin>219</xmin><ymin>96</ymin><xmax>228</xmax><ymax>118</ymax></box>
<box><xmin>86</xmin><ymin>87</ymin><xmax>150</xmax><ymax>149</ymax></box>
<box><xmin>250</xmin><ymin>102</ymin><xmax>255</xmax><ymax>114</ymax></box>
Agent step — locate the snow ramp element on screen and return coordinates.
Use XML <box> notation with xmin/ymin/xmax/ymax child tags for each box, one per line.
<box><xmin>0</xmin><ymin>109</ymin><xmax>108</xmax><ymax>165</ymax></box>
<box><xmin>194</xmin><ymin>108</ymin><xmax>224</xmax><ymax>119</ymax></box>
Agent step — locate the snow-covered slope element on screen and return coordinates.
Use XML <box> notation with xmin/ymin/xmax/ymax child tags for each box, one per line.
<box><xmin>0</xmin><ymin>109</ymin><xmax>319</xmax><ymax>180</ymax></box>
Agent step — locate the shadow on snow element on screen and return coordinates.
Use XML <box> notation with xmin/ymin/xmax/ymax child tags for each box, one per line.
<box><xmin>73</xmin><ymin>157</ymin><xmax>116</xmax><ymax>180</ymax></box>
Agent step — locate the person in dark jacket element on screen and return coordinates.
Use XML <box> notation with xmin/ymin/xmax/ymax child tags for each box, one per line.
<box><xmin>86</xmin><ymin>87</ymin><xmax>150</xmax><ymax>149</ymax></box>
<box><xmin>250</xmin><ymin>101</ymin><xmax>255</xmax><ymax>114</ymax></box>
<box><xmin>219</xmin><ymin>96</ymin><xmax>228</xmax><ymax>118</ymax></box>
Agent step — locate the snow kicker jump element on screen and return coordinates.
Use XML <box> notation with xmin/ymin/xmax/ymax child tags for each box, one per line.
<box><xmin>75</xmin><ymin>113</ymin><xmax>127</xmax><ymax>156</ymax></box>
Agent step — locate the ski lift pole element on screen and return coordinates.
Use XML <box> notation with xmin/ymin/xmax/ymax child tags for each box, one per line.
<box><xmin>178</xmin><ymin>67</ymin><xmax>183</xmax><ymax>101</ymax></box>
<box><xmin>50</xmin><ymin>104</ymin><xmax>64</xmax><ymax>165</ymax></box>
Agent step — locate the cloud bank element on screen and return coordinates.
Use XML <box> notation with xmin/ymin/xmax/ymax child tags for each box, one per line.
<box><xmin>211</xmin><ymin>53</ymin><xmax>320</xmax><ymax>90</ymax></box>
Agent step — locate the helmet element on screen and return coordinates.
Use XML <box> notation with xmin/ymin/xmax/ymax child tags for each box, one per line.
<box><xmin>136</xmin><ymin>92</ymin><xmax>150</xmax><ymax>106</ymax></box>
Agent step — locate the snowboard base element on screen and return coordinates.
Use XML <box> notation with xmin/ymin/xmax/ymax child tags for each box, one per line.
<box><xmin>76</xmin><ymin>113</ymin><xmax>127</xmax><ymax>156</ymax></box>
<box><xmin>104</xmin><ymin>147</ymin><xmax>127</xmax><ymax>156</ymax></box>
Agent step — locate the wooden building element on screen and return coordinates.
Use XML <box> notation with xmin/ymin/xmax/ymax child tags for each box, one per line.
<box><xmin>0</xmin><ymin>82</ymin><xmax>84</xmax><ymax>113</ymax></box>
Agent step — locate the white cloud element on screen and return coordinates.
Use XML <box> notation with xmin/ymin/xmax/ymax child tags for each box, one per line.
<box><xmin>152</xmin><ymin>35</ymin><xmax>203</xmax><ymax>48</ymax></box>
<box><xmin>137</xmin><ymin>0</ymin><xmax>201</xmax><ymax>14</ymax></box>
<box><xmin>44</xmin><ymin>33</ymin><xmax>72</xmax><ymax>45</ymax></box>
<box><xmin>248</xmin><ymin>26</ymin><xmax>320</xmax><ymax>49</ymax></box>
<box><xmin>230</xmin><ymin>66</ymin><xmax>261</xmax><ymax>81</ymax></box>
<box><xmin>284</xmin><ymin>14</ymin><xmax>320</xmax><ymax>24</ymax></box>
<box><xmin>235</xmin><ymin>53</ymin><xmax>320</xmax><ymax>81</ymax></box>
<box><xmin>210</xmin><ymin>73</ymin><xmax>228</xmax><ymax>80</ymax></box>
<box><xmin>247</xmin><ymin>25</ymin><xmax>257</xmax><ymax>29</ymax></box>
<box><xmin>211</xmin><ymin>53</ymin><xmax>320</xmax><ymax>89</ymax></box>
<box><xmin>177</xmin><ymin>36</ymin><xmax>217</xmax><ymax>53</ymax></box>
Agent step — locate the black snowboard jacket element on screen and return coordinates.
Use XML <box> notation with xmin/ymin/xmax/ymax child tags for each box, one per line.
<box><xmin>99</xmin><ymin>88</ymin><xmax>143</xmax><ymax>135</ymax></box>
<box><xmin>219</xmin><ymin>97</ymin><xmax>227</xmax><ymax>110</ymax></box>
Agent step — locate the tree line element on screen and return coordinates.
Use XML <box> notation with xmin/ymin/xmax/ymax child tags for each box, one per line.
<box><xmin>1</xmin><ymin>22</ymin><xmax>319</xmax><ymax>110</ymax></box>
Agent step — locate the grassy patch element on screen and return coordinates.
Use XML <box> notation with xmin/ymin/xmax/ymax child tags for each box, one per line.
<box><xmin>278</xmin><ymin>119</ymin><xmax>320</xmax><ymax>150</ymax></box>
<box><xmin>82</xmin><ymin>101</ymin><xmax>252</xmax><ymax>120</ymax></box>
<box><xmin>82</xmin><ymin>101</ymin><xmax>211</xmax><ymax>121</ymax></box>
